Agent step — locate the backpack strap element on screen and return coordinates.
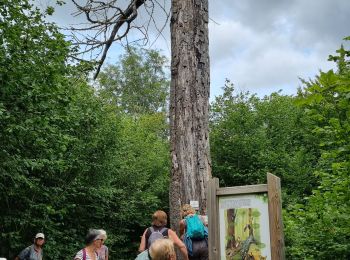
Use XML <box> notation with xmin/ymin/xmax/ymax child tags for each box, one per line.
<box><xmin>145</xmin><ymin>227</ymin><xmax>153</xmax><ymax>249</ymax></box>
<box><xmin>82</xmin><ymin>248</ymin><xmax>86</xmax><ymax>260</ymax></box>
<box><xmin>159</xmin><ymin>227</ymin><xmax>168</xmax><ymax>238</ymax></box>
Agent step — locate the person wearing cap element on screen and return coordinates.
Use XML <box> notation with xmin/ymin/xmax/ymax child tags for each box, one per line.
<box><xmin>15</xmin><ymin>232</ymin><xmax>45</xmax><ymax>260</ymax></box>
<box><xmin>74</xmin><ymin>229</ymin><xmax>103</xmax><ymax>260</ymax></box>
<box><xmin>96</xmin><ymin>229</ymin><xmax>108</xmax><ymax>260</ymax></box>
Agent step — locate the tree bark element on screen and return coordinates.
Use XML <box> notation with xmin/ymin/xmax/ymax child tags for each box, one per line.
<box><xmin>169</xmin><ymin>0</ymin><xmax>211</xmax><ymax>235</ymax></box>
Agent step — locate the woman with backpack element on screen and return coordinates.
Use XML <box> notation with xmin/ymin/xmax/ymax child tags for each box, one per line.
<box><xmin>180</xmin><ymin>205</ymin><xmax>208</xmax><ymax>260</ymax></box>
<box><xmin>138</xmin><ymin>210</ymin><xmax>189</xmax><ymax>260</ymax></box>
<box><xmin>74</xmin><ymin>229</ymin><xmax>103</xmax><ymax>260</ymax></box>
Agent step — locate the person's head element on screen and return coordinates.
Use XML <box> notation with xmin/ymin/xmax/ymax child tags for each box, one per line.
<box><xmin>96</xmin><ymin>229</ymin><xmax>107</xmax><ymax>244</ymax></box>
<box><xmin>152</xmin><ymin>210</ymin><xmax>167</xmax><ymax>227</ymax></box>
<box><xmin>85</xmin><ymin>229</ymin><xmax>103</xmax><ymax>249</ymax></box>
<box><xmin>34</xmin><ymin>233</ymin><xmax>45</xmax><ymax>247</ymax></box>
<box><xmin>181</xmin><ymin>204</ymin><xmax>195</xmax><ymax>218</ymax></box>
<box><xmin>149</xmin><ymin>239</ymin><xmax>176</xmax><ymax>260</ymax></box>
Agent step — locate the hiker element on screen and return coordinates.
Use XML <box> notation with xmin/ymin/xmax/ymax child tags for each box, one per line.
<box><xmin>74</xmin><ymin>229</ymin><xmax>103</xmax><ymax>260</ymax></box>
<box><xmin>149</xmin><ymin>238</ymin><xmax>176</xmax><ymax>260</ymax></box>
<box><xmin>138</xmin><ymin>210</ymin><xmax>189</xmax><ymax>260</ymax></box>
<box><xmin>15</xmin><ymin>233</ymin><xmax>45</xmax><ymax>260</ymax></box>
<box><xmin>96</xmin><ymin>229</ymin><xmax>108</xmax><ymax>260</ymax></box>
<box><xmin>180</xmin><ymin>204</ymin><xmax>208</xmax><ymax>260</ymax></box>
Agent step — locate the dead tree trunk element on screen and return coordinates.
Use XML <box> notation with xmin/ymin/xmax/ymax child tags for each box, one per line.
<box><xmin>169</xmin><ymin>0</ymin><xmax>211</xmax><ymax>234</ymax></box>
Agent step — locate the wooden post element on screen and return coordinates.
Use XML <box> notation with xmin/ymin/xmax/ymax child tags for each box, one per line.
<box><xmin>267</xmin><ymin>173</ymin><xmax>285</xmax><ymax>260</ymax></box>
<box><xmin>207</xmin><ymin>177</ymin><xmax>219</xmax><ymax>259</ymax></box>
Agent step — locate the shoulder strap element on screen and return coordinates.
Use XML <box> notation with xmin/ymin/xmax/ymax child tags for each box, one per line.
<box><xmin>82</xmin><ymin>248</ymin><xmax>86</xmax><ymax>260</ymax></box>
<box><xmin>145</xmin><ymin>227</ymin><xmax>152</xmax><ymax>249</ymax></box>
<box><xmin>159</xmin><ymin>227</ymin><xmax>168</xmax><ymax>237</ymax></box>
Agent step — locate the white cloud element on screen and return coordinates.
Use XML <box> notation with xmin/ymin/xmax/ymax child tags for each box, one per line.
<box><xmin>207</xmin><ymin>0</ymin><xmax>349</xmax><ymax>98</ymax></box>
<box><xmin>34</xmin><ymin>0</ymin><xmax>350</xmax><ymax>99</ymax></box>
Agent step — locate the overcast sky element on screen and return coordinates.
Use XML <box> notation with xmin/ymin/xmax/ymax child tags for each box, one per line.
<box><xmin>36</xmin><ymin>0</ymin><xmax>350</xmax><ymax>99</ymax></box>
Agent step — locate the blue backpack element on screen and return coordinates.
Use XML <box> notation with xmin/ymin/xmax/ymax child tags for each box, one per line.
<box><xmin>186</xmin><ymin>214</ymin><xmax>205</xmax><ymax>239</ymax></box>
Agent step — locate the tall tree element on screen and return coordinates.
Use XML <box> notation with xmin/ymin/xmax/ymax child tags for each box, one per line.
<box><xmin>97</xmin><ymin>47</ymin><xmax>169</xmax><ymax>114</ymax></box>
<box><xmin>169</xmin><ymin>0</ymin><xmax>211</xmax><ymax>231</ymax></box>
<box><xmin>69</xmin><ymin>0</ymin><xmax>212</xmax><ymax>231</ymax></box>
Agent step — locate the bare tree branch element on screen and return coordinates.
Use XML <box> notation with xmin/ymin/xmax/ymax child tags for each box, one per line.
<box><xmin>69</xmin><ymin>0</ymin><xmax>169</xmax><ymax>79</ymax></box>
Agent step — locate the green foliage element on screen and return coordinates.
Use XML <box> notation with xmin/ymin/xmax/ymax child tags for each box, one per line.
<box><xmin>108</xmin><ymin>113</ymin><xmax>170</xmax><ymax>258</ymax></box>
<box><xmin>0</xmin><ymin>1</ymin><xmax>170</xmax><ymax>259</ymax></box>
<box><xmin>97</xmin><ymin>47</ymin><xmax>169</xmax><ymax>114</ymax></box>
<box><xmin>210</xmin><ymin>80</ymin><xmax>318</xmax><ymax>202</ymax></box>
<box><xmin>286</xmin><ymin>43</ymin><xmax>350</xmax><ymax>259</ymax></box>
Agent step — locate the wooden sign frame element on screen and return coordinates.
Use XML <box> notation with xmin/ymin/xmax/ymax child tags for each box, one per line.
<box><xmin>207</xmin><ymin>173</ymin><xmax>285</xmax><ymax>260</ymax></box>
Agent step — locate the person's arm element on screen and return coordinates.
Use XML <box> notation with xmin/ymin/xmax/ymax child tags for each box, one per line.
<box><xmin>168</xmin><ymin>229</ymin><xmax>189</xmax><ymax>260</ymax></box>
<box><xmin>16</xmin><ymin>246</ymin><xmax>30</xmax><ymax>260</ymax></box>
<box><xmin>138</xmin><ymin>229</ymin><xmax>147</xmax><ymax>252</ymax></box>
<box><xmin>200</xmin><ymin>214</ymin><xmax>208</xmax><ymax>227</ymax></box>
<box><xmin>179</xmin><ymin>219</ymin><xmax>186</xmax><ymax>240</ymax></box>
<box><xmin>105</xmin><ymin>245</ymin><xmax>109</xmax><ymax>260</ymax></box>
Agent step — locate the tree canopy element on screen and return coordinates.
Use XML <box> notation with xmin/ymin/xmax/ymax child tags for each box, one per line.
<box><xmin>97</xmin><ymin>47</ymin><xmax>169</xmax><ymax>114</ymax></box>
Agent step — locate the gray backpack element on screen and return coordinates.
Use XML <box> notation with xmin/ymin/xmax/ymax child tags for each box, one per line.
<box><xmin>147</xmin><ymin>227</ymin><xmax>168</xmax><ymax>249</ymax></box>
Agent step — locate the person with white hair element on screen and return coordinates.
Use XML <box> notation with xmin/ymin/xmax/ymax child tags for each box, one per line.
<box><xmin>149</xmin><ymin>239</ymin><xmax>176</xmax><ymax>260</ymax></box>
<box><xmin>74</xmin><ymin>229</ymin><xmax>103</xmax><ymax>260</ymax></box>
<box><xmin>96</xmin><ymin>229</ymin><xmax>108</xmax><ymax>260</ymax></box>
<box><xmin>15</xmin><ymin>232</ymin><xmax>45</xmax><ymax>260</ymax></box>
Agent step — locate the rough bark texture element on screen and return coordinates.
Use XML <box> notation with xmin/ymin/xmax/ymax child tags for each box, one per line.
<box><xmin>169</xmin><ymin>0</ymin><xmax>211</xmax><ymax>235</ymax></box>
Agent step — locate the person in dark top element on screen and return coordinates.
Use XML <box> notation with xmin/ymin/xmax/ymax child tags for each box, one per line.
<box><xmin>138</xmin><ymin>210</ymin><xmax>189</xmax><ymax>260</ymax></box>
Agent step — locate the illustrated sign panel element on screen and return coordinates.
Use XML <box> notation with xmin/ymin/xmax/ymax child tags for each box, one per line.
<box><xmin>219</xmin><ymin>193</ymin><xmax>271</xmax><ymax>260</ymax></box>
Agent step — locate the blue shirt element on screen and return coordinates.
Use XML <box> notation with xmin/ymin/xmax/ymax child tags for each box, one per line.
<box><xmin>18</xmin><ymin>245</ymin><xmax>43</xmax><ymax>260</ymax></box>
